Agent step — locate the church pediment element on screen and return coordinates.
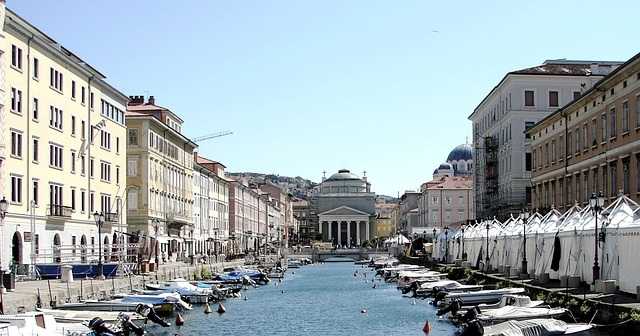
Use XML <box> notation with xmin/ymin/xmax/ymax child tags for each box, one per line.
<box><xmin>319</xmin><ymin>206</ymin><xmax>370</xmax><ymax>216</ymax></box>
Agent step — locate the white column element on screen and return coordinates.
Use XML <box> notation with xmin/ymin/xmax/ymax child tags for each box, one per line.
<box><xmin>328</xmin><ymin>221</ymin><xmax>332</xmax><ymax>242</ymax></box>
<box><xmin>365</xmin><ymin>219</ymin><xmax>370</xmax><ymax>242</ymax></box>
<box><xmin>347</xmin><ymin>221</ymin><xmax>351</xmax><ymax>246</ymax></box>
<box><xmin>356</xmin><ymin>221</ymin><xmax>361</xmax><ymax>246</ymax></box>
<box><xmin>319</xmin><ymin>220</ymin><xmax>322</xmax><ymax>234</ymax></box>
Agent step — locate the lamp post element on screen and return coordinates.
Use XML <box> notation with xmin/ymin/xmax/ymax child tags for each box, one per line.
<box><xmin>589</xmin><ymin>192</ymin><xmax>605</xmax><ymax>284</ymax></box>
<box><xmin>444</xmin><ymin>226</ymin><xmax>449</xmax><ymax>263</ymax></box>
<box><xmin>519</xmin><ymin>210</ymin><xmax>530</xmax><ymax>277</ymax></box>
<box><xmin>93</xmin><ymin>212</ymin><xmax>105</xmax><ymax>279</ymax></box>
<box><xmin>485</xmin><ymin>221</ymin><xmax>490</xmax><ymax>272</ymax></box>
<box><xmin>0</xmin><ymin>197</ymin><xmax>9</xmax><ymax>295</ymax></box>
<box><xmin>152</xmin><ymin>219</ymin><xmax>160</xmax><ymax>267</ymax></box>
<box><xmin>432</xmin><ymin>228</ymin><xmax>437</xmax><ymax>260</ymax></box>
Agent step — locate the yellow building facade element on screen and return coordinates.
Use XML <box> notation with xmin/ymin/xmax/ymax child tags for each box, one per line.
<box><xmin>0</xmin><ymin>7</ymin><xmax>128</xmax><ymax>271</ymax></box>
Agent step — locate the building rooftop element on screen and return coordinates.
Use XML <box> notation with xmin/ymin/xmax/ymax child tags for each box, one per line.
<box><xmin>425</xmin><ymin>176</ymin><xmax>473</xmax><ymax>190</ymax></box>
<box><xmin>325</xmin><ymin>169</ymin><xmax>362</xmax><ymax>182</ymax></box>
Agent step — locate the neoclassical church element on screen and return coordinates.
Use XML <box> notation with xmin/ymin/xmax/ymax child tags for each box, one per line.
<box><xmin>433</xmin><ymin>143</ymin><xmax>473</xmax><ymax>179</ymax></box>
<box><xmin>314</xmin><ymin>169</ymin><xmax>376</xmax><ymax>246</ymax></box>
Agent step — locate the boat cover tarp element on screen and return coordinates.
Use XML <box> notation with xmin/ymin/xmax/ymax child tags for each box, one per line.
<box><xmin>482</xmin><ymin>319</ymin><xmax>568</xmax><ymax>336</ymax></box>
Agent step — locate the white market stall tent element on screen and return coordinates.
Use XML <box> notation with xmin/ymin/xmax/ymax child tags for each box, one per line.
<box><xmin>433</xmin><ymin>195</ymin><xmax>640</xmax><ymax>294</ymax></box>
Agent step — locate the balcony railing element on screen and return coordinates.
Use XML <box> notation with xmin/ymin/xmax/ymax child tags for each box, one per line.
<box><xmin>105</xmin><ymin>212</ymin><xmax>119</xmax><ymax>223</ymax></box>
<box><xmin>48</xmin><ymin>204</ymin><xmax>73</xmax><ymax>218</ymax></box>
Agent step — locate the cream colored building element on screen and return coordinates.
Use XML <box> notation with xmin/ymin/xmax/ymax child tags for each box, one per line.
<box><xmin>0</xmin><ymin>6</ymin><xmax>128</xmax><ymax>271</ymax></box>
<box><xmin>193</xmin><ymin>155</ymin><xmax>230</xmax><ymax>257</ymax></box>
<box><xmin>126</xmin><ymin>96</ymin><xmax>197</xmax><ymax>264</ymax></box>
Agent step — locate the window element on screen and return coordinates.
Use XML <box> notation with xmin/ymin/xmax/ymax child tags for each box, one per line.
<box><xmin>33</xmin><ymin>58</ymin><xmax>39</xmax><ymax>79</ymax></box>
<box><xmin>623</xmin><ymin>159</ymin><xmax>630</xmax><ymax>194</ymax></box>
<box><xmin>80</xmin><ymin>155</ymin><xmax>86</xmax><ymax>175</ymax></box>
<box><xmin>575</xmin><ymin>130</ymin><xmax>580</xmax><ymax>153</ymax></box>
<box><xmin>116</xmin><ymin>137</ymin><xmax>120</xmax><ymax>153</ymax></box>
<box><xmin>71</xmin><ymin>116</ymin><xmax>76</xmax><ymax>136</ymax></box>
<box><xmin>49</xmin><ymin>106</ymin><xmax>63</xmax><ymax>130</ymax></box>
<box><xmin>609</xmin><ymin>108</ymin><xmax>617</xmax><ymax>138</ymax></box>
<box><xmin>524</xmin><ymin>90</ymin><xmax>535</xmax><ymax>106</ymax></box>
<box><xmin>622</xmin><ymin>101</ymin><xmax>629</xmax><ymax>132</ymax></box>
<box><xmin>100</xmin><ymin>130</ymin><xmax>111</xmax><ymax>150</ymax></box>
<box><xmin>49</xmin><ymin>184</ymin><xmax>63</xmax><ymax>208</ymax></box>
<box><xmin>81</xmin><ymin>87</ymin><xmax>86</xmax><ymax>104</ymax></box>
<box><xmin>601</xmin><ymin>114</ymin><xmax>607</xmax><ymax>142</ymax></box>
<box><xmin>49</xmin><ymin>144</ymin><xmax>63</xmax><ymax>169</ymax></box>
<box><xmin>591</xmin><ymin>119</ymin><xmax>597</xmax><ymax>147</ymax></box>
<box><xmin>90</xmin><ymin>158</ymin><xmax>95</xmax><ymax>178</ymax></box>
<box><xmin>33</xmin><ymin>180</ymin><xmax>39</xmax><ymax>206</ymax></box>
<box><xmin>116</xmin><ymin>167</ymin><xmax>120</xmax><ymax>184</ymax></box>
<box><xmin>71</xmin><ymin>189</ymin><xmax>76</xmax><ymax>210</ymax></box>
<box><xmin>90</xmin><ymin>192</ymin><xmax>95</xmax><ymax>213</ymax></box>
<box><xmin>11</xmin><ymin>130</ymin><xmax>22</xmax><ymax>158</ymax></box>
<box><xmin>127</xmin><ymin>189</ymin><xmax>138</xmax><ymax>210</ymax></box>
<box><xmin>81</xmin><ymin>190</ymin><xmax>86</xmax><ymax>213</ymax></box>
<box><xmin>32</xmin><ymin>138</ymin><xmax>39</xmax><ymax>162</ymax></box>
<box><xmin>71</xmin><ymin>151</ymin><xmax>76</xmax><ymax>173</ymax></box>
<box><xmin>11</xmin><ymin>45</ymin><xmax>22</xmax><ymax>70</ymax></box>
<box><xmin>49</xmin><ymin>67</ymin><xmax>63</xmax><ymax>91</ymax></box>
<box><xmin>81</xmin><ymin>121</ymin><xmax>86</xmax><ymax>140</ymax></box>
<box><xmin>71</xmin><ymin>81</ymin><xmax>76</xmax><ymax>99</ymax></box>
<box><xmin>127</xmin><ymin>158</ymin><xmax>138</xmax><ymax>176</ymax></box>
<box><xmin>100</xmin><ymin>161</ymin><xmax>111</xmax><ymax>182</ymax></box>
<box><xmin>610</xmin><ymin>162</ymin><xmax>617</xmax><ymax>197</ymax></box>
<box><xmin>11</xmin><ymin>176</ymin><xmax>22</xmax><ymax>203</ymax></box>
<box><xmin>100</xmin><ymin>194</ymin><xmax>112</xmax><ymax>214</ymax></box>
<box><xmin>583</xmin><ymin>125</ymin><xmax>588</xmax><ymax>150</ymax></box>
<box><xmin>33</xmin><ymin>98</ymin><xmax>39</xmax><ymax>120</ymax></box>
<box><xmin>101</xmin><ymin>99</ymin><xmax>124</xmax><ymax>124</ymax></box>
<box><xmin>128</xmin><ymin>129</ymin><xmax>139</xmax><ymax>145</ymax></box>
<box><xmin>34</xmin><ymin>234</ymin><xmax>39</xmax><ymax>255</ymax></box>
<box><xmin>549</xmin><ymin>91</ymin><xmax>559</xmax><ymax>107</ymax></box>
<box><xmin>525</xmin><ymin>152</ymin><xmax>532</xmax><ymax>171</ymax></box>
<box><xmin>573</xmin><ymin>91</ymin><xmax>581</xmax><ymax>100</ymax></box>
<box><xmin>11</xmin><ymin>88</ymin><xmax>22</xmax><ymax>113</ymax></box>
<box><xmin>90</xmin><ymin>92</ymin><xmax>94</xmax><ymax>109</ymax></box>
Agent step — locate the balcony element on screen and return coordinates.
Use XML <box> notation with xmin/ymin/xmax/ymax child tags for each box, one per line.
<box><xmin>47</xmin><ymin>205</ymin><xmax>72</xmax><ymax>218</ymax></box>
<box><xmin>104</xmin><ymin>212</ymin><xmax>119</xmax><ymax>223</ymax></box>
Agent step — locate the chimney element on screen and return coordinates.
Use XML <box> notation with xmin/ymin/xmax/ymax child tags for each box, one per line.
<box><xmin>127</xmin><ymin>95</ymin><xmax>144</xmax><ymax>106</ymax></box>
<box><xmin>148</xmin><ymin>96</ymin><xmax>155</xmax><ymax>105</ymax></box>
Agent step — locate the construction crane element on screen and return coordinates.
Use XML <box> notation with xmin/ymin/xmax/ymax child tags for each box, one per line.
<box><xmin>192</xmin><ymin>130</ymin><xmax>233</xmax><ymax>143</ymax></box>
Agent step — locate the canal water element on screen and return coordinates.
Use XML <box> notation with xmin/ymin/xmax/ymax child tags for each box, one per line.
<box><xmin>149</xmin><ymin>261</ymin><xmax>458</xmax><ymax>336</ymax></box>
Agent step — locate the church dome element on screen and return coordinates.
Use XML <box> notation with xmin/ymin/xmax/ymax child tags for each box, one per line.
<box><xmin>447</xmin><ymin>144</ymin><xmax>473</xmax><ymax>162</ymax></box>
<box><xmin>438</xmin><ymin>163</ymin><xmax>453</xmax><ymax>170</ymax></box>
<box><xmin>326</xmin><ymin>169</ymin><xmax>361</xmax><ymax>181</ymax></box>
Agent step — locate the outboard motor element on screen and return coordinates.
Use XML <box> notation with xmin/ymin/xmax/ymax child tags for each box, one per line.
<box><xmin>432</xmin><ymin>291</ymin><xmax>447</xmax><ymax>306</ymax></box>
<box><xmin>136</xmin><ymin>304</ymin><xmax>170</xmax><ymax>327</ymax></box>
<box><xmin>459</xmin><ymin>320</ymin><xmax>484</xmax><ymax>336</ymax></box>
<box><xmin>436</xmin><ymin>298</ymin><xmax>461</xmax><ymax>316</ymax></box>
<box><xmin>461</xmin><ymin>306</ymin><xmax>481</xmax><ymax>323</ymax></box>
<box><xmin>119</xmin><ymin>314</ymin><xmax>144</xmax><ymax>336</ymax></box>
<box><xmin>88</xmin><ymin>317</ymin><xmax>118</xmax><ymax>336</ymax></box>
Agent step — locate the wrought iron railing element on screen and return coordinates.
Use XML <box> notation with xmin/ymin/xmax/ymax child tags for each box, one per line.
<box><xmin>47</xmin><ymin>204</ymin><xmax>73</xmax><ymax>218</ymax></box>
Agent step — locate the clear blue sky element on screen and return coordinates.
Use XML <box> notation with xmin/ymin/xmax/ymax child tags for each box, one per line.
<box><xmin>11</xmin><ymin>0</ymin><xmax>639</xmax><ymax>196</ymax></box>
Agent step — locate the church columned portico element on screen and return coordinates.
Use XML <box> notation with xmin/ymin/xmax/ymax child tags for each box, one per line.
<box><xmin>319</xmin><ymin>206</ymin><xmax>371</xmax><ymax>247</ymax></box>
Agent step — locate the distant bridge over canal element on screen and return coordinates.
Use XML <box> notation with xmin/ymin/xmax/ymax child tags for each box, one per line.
<box><xmin>289</xmin><ymin>248</ymin><xmax>392</xmax><ymax>263</ymax></box>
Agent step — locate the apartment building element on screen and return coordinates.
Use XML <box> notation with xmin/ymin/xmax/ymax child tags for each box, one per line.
<box><xmin>529</xmin><ymin>52</ymin><xmax>640</xmax><ymax>209</ymax></box>
<box><xmin>193</xmin><ymin>155</ymin><xmax>230</xmax><ymax>257</ymax></box>
<box><xmin>470</xmin><ymin>60</ymin><xmax>621</xmax><ymax>220</ymax></box>
<box><xmin>0</xmin><ymin>7</ymin><xmax>128</xmax><ymax>270</ymax></box>
<box><xmin>228</xmin><ymin>179</ymin><xmax>260</xmax><ymax>256</ymax></box>
<box><xmin>126</xmin><ymin>96</ymin><xmax>197</xmax><ymax>264</ymax></box>
<box><xmin>416</xmin><ymin>176</ymin><xmax>474</xmax><ymax>234</ymax></box>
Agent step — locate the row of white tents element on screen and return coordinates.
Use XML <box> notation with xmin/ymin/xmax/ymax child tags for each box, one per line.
<box><xmin>432</xmin><ymin>195</ymin><xmax>640</xmax><ymax>294</ymax></box>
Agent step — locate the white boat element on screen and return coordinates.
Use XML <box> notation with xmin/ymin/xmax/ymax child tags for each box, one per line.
<box><xmin>145</xmin><ymin>278</ymin><xmax>213</xmax><ymax>303</ymax></box>
<box><xmin>474</xmin><ymin>306</ymin><xmax>569</xmax><ymax>325</ymax></box>
<box><xmin>463</xmin><ymin>319</ymin><xmax>594</xmax><ymax>336</ymax></box>
<box><xmin>36</xmin><ymin>307</ymin><xmax>143</xmax><ymax>323</ymax></box>
<box><xmin>57</xmin><ymin>292</ymin><xmax>190</xmax><ymax>314</ymax></box>
<box><xmin>415</xmin><ymin>280</ymin><xmax>483</xmax><ymax>296</ymax></box>
<box><xmin>0</xmin><ymin>312</ymin><xmax>90</xmax><ymax>336</ymax></box>
<box><xmin>469</xmin><ymin>294</ymin><xmax>545</xmax><ymax>310</ymax></box>
<box><xmin>441</xmin><ymin>287</ymin><xmax>525</xmax><ymax>306</ymax></box>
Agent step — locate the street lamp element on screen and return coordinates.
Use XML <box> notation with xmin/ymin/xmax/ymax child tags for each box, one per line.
<box><xmin>93</xmin><ymin>212</ymin><xmax>105</xmax><ymax>279</ymax></box>
<box><xmin>444</xmin><ymin>226</ymin><xmax>449</xmax><ymax>263</ymax></box>
<box><xmin>589</xmin><ymin>192</ymin><xmax>605</xmax><ymax>284</ymax></box>
<box><xmin>519</xmin><ymin>210</ymin><xmax>530</xmax><ymax>277</ymax></box>
<box><xmin>0</xmin><ymin>197</ymin><xmax>9</xmax><ymax>295</ymax></box>
<box><xmin>485</xmin><ymin>220</ymin><xmax>491</xmax><ymax>272</ymax></box>
<box><xmin>152</xmin><ymin>219</ymin><xmax>160</xmax><ymax>267</ymax></box>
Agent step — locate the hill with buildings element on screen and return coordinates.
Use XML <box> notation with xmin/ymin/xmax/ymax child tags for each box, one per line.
<box><xmin>226</xmin><ymin>172</ymin><xmax>318</xmax><ymax>199</ymax></box>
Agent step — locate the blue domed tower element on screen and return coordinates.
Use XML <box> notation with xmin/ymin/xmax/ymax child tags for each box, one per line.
<box><xmin>446</xmin><ymin>143</ymin><xmax>473</xmax><ymax>176</ymax></box>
